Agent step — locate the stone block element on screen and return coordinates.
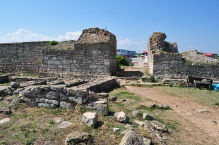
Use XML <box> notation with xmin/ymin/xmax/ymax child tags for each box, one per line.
<box><xmin>81</xmin><ymin>112</ymin><xmax>98</xmax><ymax>128</ymax></box>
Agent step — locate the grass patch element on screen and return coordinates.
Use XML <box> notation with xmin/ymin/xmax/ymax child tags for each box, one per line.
<box><xmin>157</xmin><ymin>86</ymin><xmax>219</xmax><ymax>106</ymax></box>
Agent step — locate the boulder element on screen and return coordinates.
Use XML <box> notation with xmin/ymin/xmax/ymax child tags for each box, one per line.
<box><xmin>119</xmin><ymin>130</ymin><xmax>145</xmax><ymax>145</ymax></box>
<box><xmin>81</xmin><ymin>112</ymin><xmax>98</xmax><ymax>128</ymax></box>
<box><xmin>65</xmin><ymin>131</ymin><xmax>91</xmax><ymax>145</ymax></box>
<box><xmin>94</xmin><ymin>99</ymin><xmax>108</xmax><ymax>115</ymax></box>
<box><xmin>114</xmin><ymin>111</ymin><xmax>128</xmax><ymax>123</ymax></box>
<box><xmin>11</xmin><ymin>82</ymin><xmax>20</xmax><ymax>88</ymax></box>
<box><xmin>0</xmin><ymin>87</ymin><xmax>13</xmax><ymax>97</ymax></box>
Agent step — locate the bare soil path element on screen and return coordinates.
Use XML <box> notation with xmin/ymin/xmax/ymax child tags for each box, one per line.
<box><xmin>126</xmin><ymin>86</ymin><xmax>219</xmax><ymax>145</ymax></box>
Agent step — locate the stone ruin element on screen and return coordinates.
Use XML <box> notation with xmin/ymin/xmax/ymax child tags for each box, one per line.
<box><xmin>0</xmin><ymin>28</ymin><xmax>120</xmax><ymax>111</ymax></box>
<box><xmin>0</xmin><ymin>27</ymin><xmax>117</xmax><ymax>79</ymax></box>
<box><xmin>148</xmin><ymin>32</ymin><xmax>178</xmax><ymax>54</ymax></box>
<box><xmin>148</xmin><ymin>32</ymin><xmax>219</xmax><ymax>83</ymax></box>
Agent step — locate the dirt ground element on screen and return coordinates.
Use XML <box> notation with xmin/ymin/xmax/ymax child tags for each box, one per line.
<box><xmin>126</xmin><ymin>86</ymin><xmax>219</xmax><ymax>145</ymax></box>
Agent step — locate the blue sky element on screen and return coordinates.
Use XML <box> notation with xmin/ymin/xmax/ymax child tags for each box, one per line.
<box><xmin>0</xmin><ymin>0</ymin><xmax>219</xmax><ymax>53</ymax></box>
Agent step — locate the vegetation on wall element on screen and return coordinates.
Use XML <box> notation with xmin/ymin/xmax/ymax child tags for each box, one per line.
<box><xmin>48</xmin><ymin>40</ymin><xmax>59</xmax><ymax>45</ymax></box>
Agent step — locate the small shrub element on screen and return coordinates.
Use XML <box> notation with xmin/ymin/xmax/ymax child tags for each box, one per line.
<box><xmin>49</xmin><ymin>40</ymin><xmax>59</xmax><ymax>45</ymax></box>
<box><xmin>116</xmin><ymin>56</ymin><xmax>131</xmax><ymax>66</ymax></box>
<box><xmin>144</xmin><ymin>70</ymin><xmax>155</xmax><ymax>82</ymax></box>
<box><xmin>215</xmin><ymin>102</ymin><xmax>219</xmax><ymax>106</ymax></box>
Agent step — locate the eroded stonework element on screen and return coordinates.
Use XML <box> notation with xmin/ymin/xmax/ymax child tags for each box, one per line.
<box><xmin>148</xmin><ymin>32</ymin><xmax>219</xmax><ymax>81</ymax></box>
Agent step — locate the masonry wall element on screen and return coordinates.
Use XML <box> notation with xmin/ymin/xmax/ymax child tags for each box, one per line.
<box><xmin>40</xmin><ymin>43</ymin><xmax>116</xmax><ymax>78</ymax></box>
<box><xmin>0</xmin><ymin>42</ymin><xmax>47</xmax><ymax>73</ymax></box>
<box><xmin>149</xmin><ymin>53</ymin><xmax>219</xmax><ymax>80</ymax></box>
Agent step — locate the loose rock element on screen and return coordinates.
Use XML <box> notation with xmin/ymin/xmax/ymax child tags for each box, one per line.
<box><xmin>143</xmin><ymin>113</ymin><xmax>155</xmax><ymax>121</ymax></box>
<box><xmin>11</xmin><ymin>82</ymin><xmax>20</xmax><ymax>88</ymax></box>
<box><xmin>119</xmin><ymin>130</ymin><xmax>146</xmax><ymax>145</ymax></box>
<box><xmin>57</xmin><ymin>121</ymin><xmax>73</xmax><ymax>129</ymax></box>
<box><xmin>81</xmin><ymin>112</ymin><xmax>98</xmax><ymax>128</ymax></box>
<box><xmin>113</xmin><ymin>127</ymin><xmax>120</xmax><ymax>132</ymax></box>
<box><xmin>114</xmin><ymin>111</ymin><xmax>128</xmax><ymax>123</ymax></box>
<box><xmin>0</xmin><ymin>118</ymin><xmax>10</xmax><ymax>124</ymax></box>
<box><xmin>65</xmin><ymin>131</ymin><xmax>91</xmax><ymax>145</ymax></box>
<box><xmin>0</xmin><ymin>106</ymin><xmax>11</xmax><ymax>114</ymax></box>
<box><xmin>132</xmin><ymin>110</ymin><xmax>140</xmax><ymax>117</ymax></box>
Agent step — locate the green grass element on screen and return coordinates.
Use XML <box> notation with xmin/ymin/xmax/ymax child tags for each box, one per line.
<box><xmin>157</xmin><ymin>86</ymin><xmax>219</xmax><ymax>106</ymax></box>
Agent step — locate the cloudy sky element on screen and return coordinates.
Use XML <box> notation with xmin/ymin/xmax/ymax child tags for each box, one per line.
<box><xmin>0</xmin><ymin>0</ymin><xmax>219</xmax><ymax>53</ymax></box>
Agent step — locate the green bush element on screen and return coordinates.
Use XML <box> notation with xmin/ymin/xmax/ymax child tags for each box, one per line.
<box><xmin>49</xmin><ymin>40</ymin><xmax>59</xmax><ymax>45</ymax></box>
<box><xmin>116</xmin><ymin>56</ymin><xmax>131</xmax><ymax>66</ymax></box>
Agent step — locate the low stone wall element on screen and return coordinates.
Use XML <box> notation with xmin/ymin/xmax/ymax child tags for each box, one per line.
<box><xmin>19</xmin><ymin>77</ymin><xmax>120</xmax><ymax>108</ymax></box>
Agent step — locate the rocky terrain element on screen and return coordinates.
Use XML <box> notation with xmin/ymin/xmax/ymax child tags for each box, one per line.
<box><xmin>182</xmin><ymin>50</ymin><xmax>219</xmax><ymax>65</ymax></box>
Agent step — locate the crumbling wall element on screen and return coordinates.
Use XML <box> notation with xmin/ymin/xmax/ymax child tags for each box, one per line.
<box><xmin>0</xmin><ymin>28</ymin><xmax>117</xmax><ymax>78</ymax></box>
<box><xmin>148</xmin><ymin>32</ymin><xmax>219</xmax><ymax>81</ymax></box>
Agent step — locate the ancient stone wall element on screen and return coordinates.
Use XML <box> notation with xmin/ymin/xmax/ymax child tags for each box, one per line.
<box><xmin>148</xmin><ymin>32</ymin><xmax>219</xmax><ymax>81</ymax></box>
<box><xmin>0</xmin><ymin>28</ymin><xmax>117</xmax><ymax>78</ymax></box>
<box><xmin>0</xmin><ymin>41</ymin><xmax>47</xmax><ymax>73</ymax></box>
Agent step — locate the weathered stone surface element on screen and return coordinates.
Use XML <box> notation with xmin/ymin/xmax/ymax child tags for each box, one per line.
<box><xmin>19</xmin><ymin>77</ymin><xmax>120</xmax><ymax>109</ymax></box>
<box><xmin>0</xmin><ymin>106</ymin><xmax>11</xmax><ymax>114</ymax></box>
<box><xmin>119</xmin><ymin>130</ymin><xmax>145</xmax><ymax>145</ymax></box>
<box><xmin>45</xmin><ymin>91</ymin><xmax>59</xmax><ymax>100</ymax></box>
<box><xmin>93</xmin><ymin>99</ymin><xmax>108</xmax><ymax>115</ymax></box>
<box><xmin>113</xmin><ymin>128</ymin><xmax>120</xmax><ymax>132</ymax></box>
<box><xmin>29</xmin><ymin>80</ymin><xmax>47</xmax><ymax>85</ymax></box>
<box><xmin>57</xmin><ymin>121</ymin><xmax>72</xmax><ymax>129</ymax></box>
<box><xmin>60</xmin><ymin>101</ymin><xmax>75</xmax><ymax>109</ymax></box>
<box><xmin>65</xmin><ymin>79</ymin><xmax>87</xmax><ymax>87</ymax></box>
<box><xmin>38</xmin><ymin>103</ymin><xmax>56</xmax><ymax>108</ymax></box>
<box><xmin>0</xmin><ymin>75</ymin><xmax>9</xmax><ymax>84</ymax></box>
<box><xmin>148</xmin><ymin>32</ymin><xmax>219</xmax><ymax>81</ymax></box>
<box><xmin>0</xmin><ymin>118</ymin><xmax>10</xmax><ymax>125</ymax></box>
<box><xmin>114</xmin><ymin>111</ymin><xmax>128</xmax><ymax>123</ymax></box>
<box><xmin>143</xmin><ymin>113</ymin><xmax>155</xmax><ymax>121</ymax></box>
<box><xmin>143</xmin><ymin>138</ymin><xmax>152</xmax><ymax>145</ymax></box>
<box><xmin>150</xmin><ymin>120</ymin><xmax>169</xmax><ymax>133</ymax></box>
<box><xmin>65</xmin><ymin>131</ymin><xmax>91</xmax><ymax>145</ymax></box>
<box><xmin>11</xmin><ymin>82</ymin><xmax>20</xmax><ymax>88</ymax></box>
<box><xmin>96</xmin><ymin>92</ymin><xmax>109</xmax><ymax>98</ymax></box>
<box><xmin>0</xmin><ymin>86</ymin><xmax>13</xmax><ymax>97</ymax></box>
<box><xmin>132</xmin><ymin>110</ymin><xmax>140</xmax><ymax>117</ymax></box>
<box><xmin>81</xmin><ymin>112</ymin><xmax>98</xmax><ymax>128</ymax></box>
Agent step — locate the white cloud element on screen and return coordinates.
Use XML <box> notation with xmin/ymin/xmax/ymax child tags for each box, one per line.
<box><xmin>118</xmin><ymin>38</ymin><xmax>146</xmax><ymax>53</ymax></box>
<box><xmin>0</xmin><ymin>28</ymin><xmax>51</xmax><ymax>42</ymax></box>
<box><xmin>57</xmin><ymin>31</ymin><xmax>81</xmax><ymax>41</ymax></box>
<box><xmin>0</xmin><ymin>28</ymin><xmax>81</xmax><ymax>43</ymax></box>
